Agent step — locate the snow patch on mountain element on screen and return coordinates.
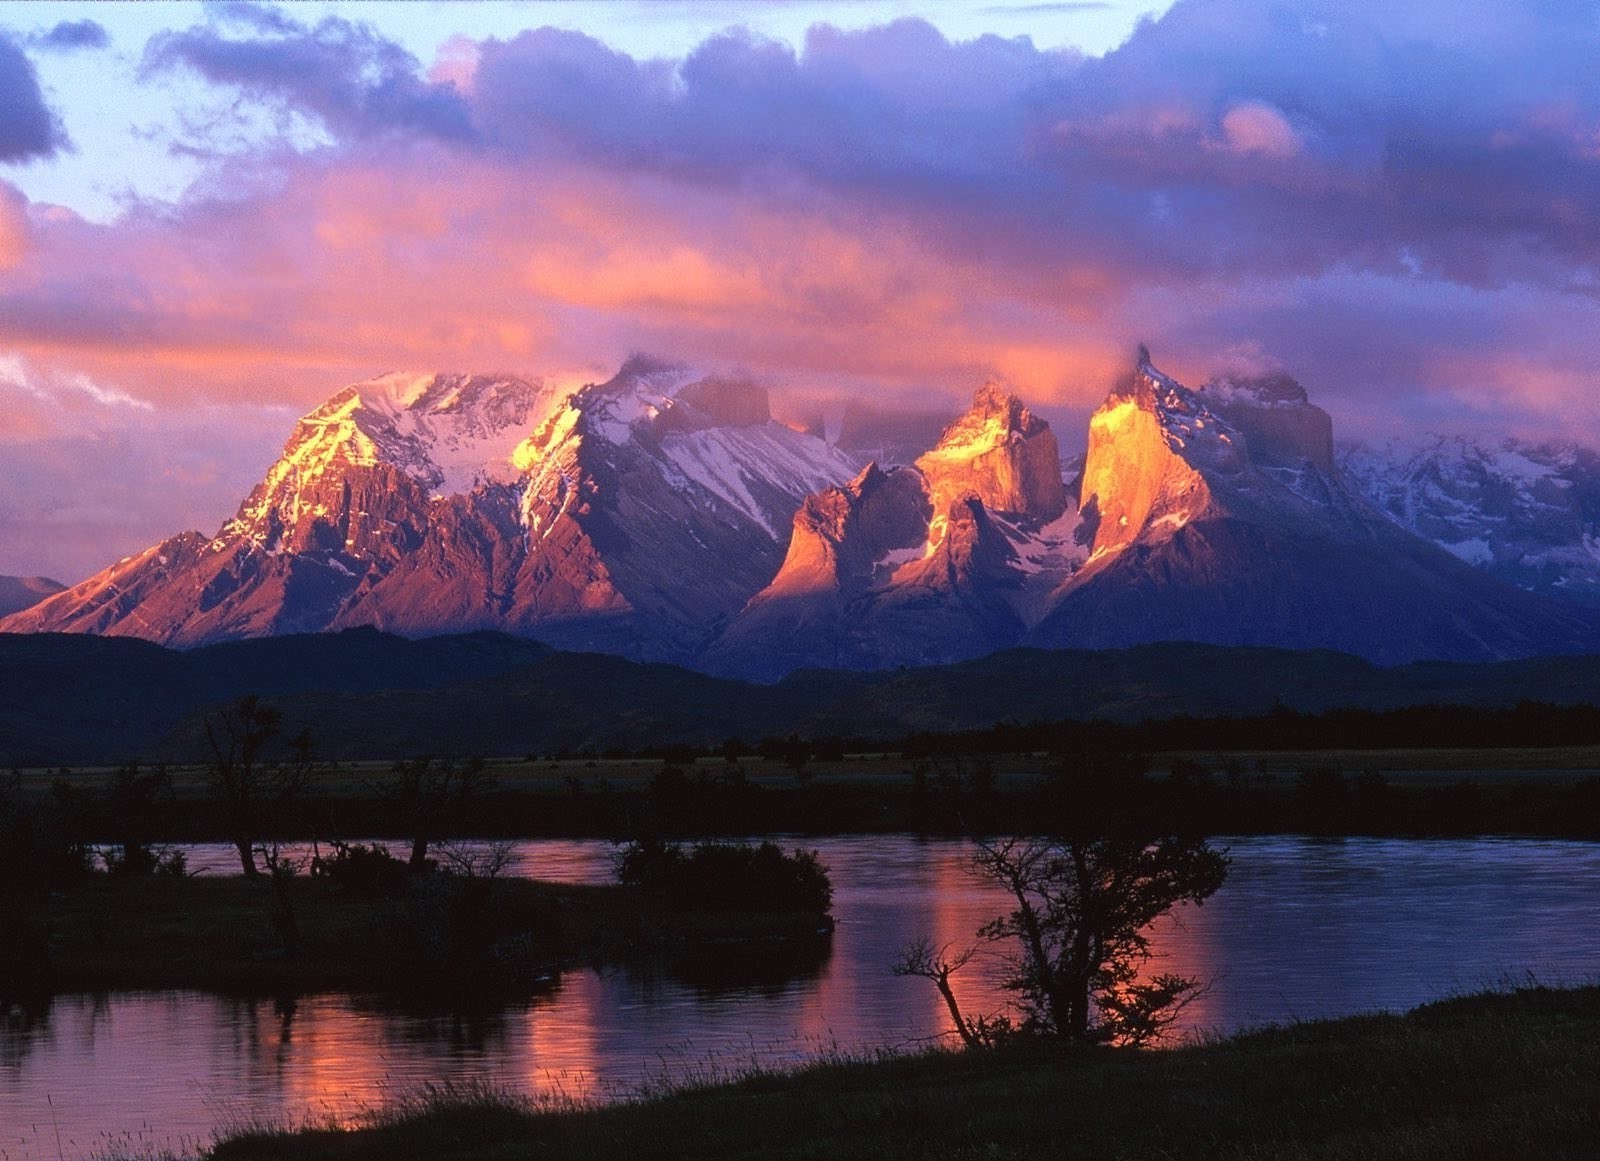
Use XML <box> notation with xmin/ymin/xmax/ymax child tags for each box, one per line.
<box><xmin>1340</xmin><ymin>435</ymin><xmax>1600</xmax><ymax>604</ymax></box>
<box><xmin>584</xmin><ymin>356</ymin><xmax>698</xmax><ymax>445</ymax></box>
<box><xmin>660</xmin><ymin>425</ymin><xmax>864</xmax><ymax>537</ymax></box>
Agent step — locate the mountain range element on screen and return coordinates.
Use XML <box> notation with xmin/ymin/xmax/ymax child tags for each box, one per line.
<box><xmin>5</xmin><ymin>350</ymin><xmax>1599</xmax><ymax>676</ymax></box>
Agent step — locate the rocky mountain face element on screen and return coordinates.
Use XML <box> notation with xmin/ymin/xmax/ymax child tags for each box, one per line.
<box><xmin>1030</xmin><ymin>353</ymin><xmax>1599</xmax><ymax>663</ymax></box>
<box><xmin>1</xmin><ymin>360</ymin><xmax>861</xmax><ymax>660</ymax></box>
<box><xmin>0</xmin><ymin>575</ymin><xmax>64</xmax><ymax>617</ymax></box>
<box><xmin>704</xmin><ymin>384</ymin><xmax>1085</xmax><ymax>679</ymax></box>
<box><xmin>1340</xmin><ymin>436</ymin><xmax>1600</xmax><ymax>606</ymax></box>
<box><xmin>7</xmin><ymin>349</ymin><xmax>1598</xmax><ymax>677</ymax></box>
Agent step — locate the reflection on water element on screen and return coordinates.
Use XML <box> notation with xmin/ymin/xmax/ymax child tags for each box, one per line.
<box><xmin>3</xmin><ymin>835</ymin><xmax>1600</xmax><ymax>1160</ymax></box>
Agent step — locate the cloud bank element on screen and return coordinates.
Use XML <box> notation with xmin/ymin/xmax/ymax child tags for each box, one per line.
<box><xmin>4</xmin><ymin>0</ymin><xmax>1600</xmax><ymax>579</ymax></box>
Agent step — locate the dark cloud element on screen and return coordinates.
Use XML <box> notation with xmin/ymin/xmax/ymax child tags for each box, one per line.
<box><xmin>0</xmin><ymin>35</ymin><xmax>67</xmax><ymax>161</ymax></box>
<box><xmin>115</xmin><ymin>1</ymin><xmax>1600</xmax><ymax>299</ymax></box>
<box><xmin>34</xmin><ymin>20</ymin><xmax>110</xmax><ymax>51</ymax></box>
<box><xmin>142</xmin><ymin>12</ymin><xmax>475</xmax><ymax>143</ymax></box>
<box><xmin>445</xmin><ymin>3</ymin><xmax>1600</xmax><ymax>299</ymax></box>
<box><xmin>9</xmin><ymin>0</ymin><xmax>1600</xmax><ymax>468</ymax></box>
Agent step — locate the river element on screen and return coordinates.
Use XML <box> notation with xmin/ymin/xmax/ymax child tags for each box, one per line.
<box><xmin>3</xmin><ymin>834</ymin><xmax>1598</xmax><ymax>1160</ymax></box>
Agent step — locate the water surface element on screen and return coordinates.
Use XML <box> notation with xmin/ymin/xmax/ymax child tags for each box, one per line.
<box><xmin>3</xmin><ymin>834</ymin><xmax>1598</xmax><ymax>1160</ymax></box>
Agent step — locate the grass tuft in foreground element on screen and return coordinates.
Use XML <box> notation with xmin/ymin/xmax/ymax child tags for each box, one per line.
<box><xmin>176</xmin><ymin>985</ymin><xmax>1600</xmax><ymax>1161</ymax></box>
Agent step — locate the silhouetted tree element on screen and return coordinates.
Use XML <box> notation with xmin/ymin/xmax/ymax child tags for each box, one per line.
<box><xmin>899</xmin><ymin>752</ymin><xmax>1228</xmax><ymax>1047</ymax></box>
<box><xmin>201</xmin><ymin>696</ymin><xmax>317</xmax><ymax>877</ymax></box>
<box><xmin>976</xmin><ymin>834</ymin><xmax>1227</xmax><ymax>1044</ymax></box>
<box><xmin>104</xmin><ymin>761</ymin><xmax>173</xmax><ymax>875</ymax></box>
<box><xmin>383</xmin><ymin>754</ymin><xmax>493</xmax><ymax>869</ymax></box>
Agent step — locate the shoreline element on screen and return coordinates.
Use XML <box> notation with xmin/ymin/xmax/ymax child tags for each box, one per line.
<box><xmin>164</xmin><ymin>984</ymin><xmax>1600</xmax><ymax>1161</ymax></box>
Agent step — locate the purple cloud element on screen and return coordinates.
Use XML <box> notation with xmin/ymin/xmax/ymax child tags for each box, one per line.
<box><xmin>452</xmin><ymin>4</ymin><xmax>1600</xmax><ymax>303</ymax></box>
<box><xmin>142</xmin><ymin>11</ymin><xmax>475</xmax><ymax>143</ymax></box>
<box><xmin>0</xmin><ymin>35</ymin><xmax>67</xmax><ymax>161</ymax></box>
<box><xmin>33</xmin><ymin>20</ymin><xmax>110</xmax><ymax>52</ymax></box>
<box><xmin>128</xmin><ymin>2</ymin><xmax>1600</xmax><ymax>301</ymax></box>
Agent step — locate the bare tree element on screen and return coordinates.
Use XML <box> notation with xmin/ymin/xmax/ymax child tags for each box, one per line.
<box><xmin>202</xmin><ymin>696</ymin><xmax>317</xmax><ymax>878</ymax></box>
<box><xmin>974</xmin><ymin>835</ymin><xmax>1227</xmax><ymax>1044</ymax></box>
<box><xmin>892</xmin><ymin>939</ymin><xmax>984</xmax><ymax>1049</ymax></box>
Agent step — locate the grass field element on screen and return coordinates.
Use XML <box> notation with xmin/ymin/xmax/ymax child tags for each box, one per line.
<box><xmin>17</xmin><ymin>744</ymin><xmax>1600</xmax><ymax>800</ymax></box>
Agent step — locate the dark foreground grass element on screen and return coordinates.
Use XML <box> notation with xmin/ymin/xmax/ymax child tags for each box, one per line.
<box><xmin>188</xmin><ymin>985</ymin><xmax>1600</xmax><ymax>1161</ymax></box>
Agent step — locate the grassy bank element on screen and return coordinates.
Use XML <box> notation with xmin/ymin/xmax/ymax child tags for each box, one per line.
<box><xmin>6</xmin><ymin>870</ymin><xmax>831</xmax><ymax>996</ymax></box>
<box><xmin>186</xmin><ymin>985</ymin><xmax>1600</xmax><ymax>1161</ymax></box>
<box><xmin>13</xmin><ymin>746</ymin><xmax>1600</xmax><ymax>842</ymax></box>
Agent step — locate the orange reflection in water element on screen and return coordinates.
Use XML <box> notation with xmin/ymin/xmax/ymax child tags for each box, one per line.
<box><xmin>520</xmin><ymin>971</ymin><xmax>604</xmax><ymax>1102</ymax></box>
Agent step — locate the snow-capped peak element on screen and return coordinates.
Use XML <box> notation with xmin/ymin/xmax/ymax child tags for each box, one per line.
<box><xmin>1340</xmin><ymin>433</ymin><xmax>1600</xmax><ymax>603</ymax></box>
<box><xmin>579</xmin><ymin>355</ymin><xmax>699</xmax><ymax>445</ymax></box>
<box><xmin>1125</xmin><ymin>347</ymin><xmax>1245</xmax><ymax>473</ymax></box>
<box><xmin>228</xmin><ymin>372</ymin><xmax>553</xmax><ymax>544</ymax></box>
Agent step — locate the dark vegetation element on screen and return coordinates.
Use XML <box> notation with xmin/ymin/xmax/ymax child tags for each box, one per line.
<box><xmin>0</xmin><ymin>708</ymin><xmax>835</xmax><ymax>1003</ymax></box>
<box><xmin>10</xmin><ymin>628</ymin><xmax>1600</xmax><ymax>766</ymax></box>
<box><xmin>0</xmin><ymin>839</ymin><xmax>831</xmax><ymax>1002</ymax></box>
<box><xmin>11</xmin><ymin>721</ymin><xmax>1600</xmax><ymax>852</ymax></box>
<box><xmin>615</xmin><ymin>838</ymin><xmax>832</xmax><ymax>915</ymax></box>
<box><xmin>167</xmin><ymin>986</ymin><xmax>1600</xmax><ymax>1161</ymax></box>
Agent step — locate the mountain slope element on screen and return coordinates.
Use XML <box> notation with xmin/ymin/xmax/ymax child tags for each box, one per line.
<box><xmin>0</xmin><ymin>361</ymin><xmax>862</xmax><ymax>659</ymax></box>
<box><xmin>1341</xmin><ymin>436</ymin><xmax>1600</xmax><ymax>606</ymax></box>
<box><xmin>1031</xmin><ymin>352</ymin><xmax>1599</xmax><ymax>663</ymax></box>
<box><xmin>0</xmin><ymin>575</ymin><xmax>64</xmax><ymax>617</ymax></box>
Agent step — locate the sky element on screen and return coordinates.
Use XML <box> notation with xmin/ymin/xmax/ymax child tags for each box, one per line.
<box><xmin>3</xmin><ymin>0</ymin><xmax>1600</xmax><ymax>584</ymax></box>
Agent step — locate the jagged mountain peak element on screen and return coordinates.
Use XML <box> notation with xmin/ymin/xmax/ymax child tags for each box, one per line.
<box><xmin>1201</xmin><ymin>369</ymin><xmax>1335</xmax><ymax>474</ymax></box>
<box><xmin>3</xmin><ymin>356</ymin><xmax>864</xmax><ymax>656</ymax></box>
<box><xmin>1080</xmin><ymin>348</ymin><xmax>1354</xmax><ymax>561</ymax></box>
<box><xmin>553</xmin><ymin>355</ymin><xmax>699</xmax><ymax>447</ymax></box>
<box><xmin>915</xmin><ymin>381</ymin><xmax>1067</xmax><ymax>522</ymax></box>
<box><xmin>927</xmin><ymin>381</ymin><xmax>1048</xmax><ymax>456</ymax></box>
<box><xmin>227</xmin><ymin>371</ymin><xmax>553</xmax><ymax>549</ymax></box>
<box><xmin>1079</xmin><ymin>350</ymin><xmax>1226</xmax><ymax>557</ymax></box>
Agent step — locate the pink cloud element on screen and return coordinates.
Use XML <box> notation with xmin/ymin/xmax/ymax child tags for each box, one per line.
<box><xmin>0</xmin><ymin>181</ymin><xmax>29</xmax><ymax>269</ymax></box>
<box><xmin>1217</xmin><ymin>101</ymin><xmax>1300</xmax><ymax>158</ymax></box>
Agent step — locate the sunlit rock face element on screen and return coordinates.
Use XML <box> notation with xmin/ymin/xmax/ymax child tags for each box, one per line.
<box><xmin>701</xmin><ymin>463</ymin><xmax>932</xmax><ymax>676</ymax></box>
<box><xmin>1078</xmin><ymin>354</ymin><xmax>1218</xmax><ymax>557</ymax></box>
<box><xmin>916</xmin><ymin>384</ymin><xmax>1067</xmax><ymax>521</ymax></box>
<box><xmin>705</xmin><ymin>385</ymin><xmax>1085</xmax><ymax>680</ymax></box>
<box><xmin>1</xmin><ymin>359</ymin><xmax>862</xmax><ymax>660</ymax></box>
<box><xmin>1032</xmin><ymin>350</ymin><xmax>1600</xmax><ymax>664</ymax></box>
<box><xmin>8</xmin><ymin>347</ymin><xmax>1596</xmax><ymax>675</ymax></box>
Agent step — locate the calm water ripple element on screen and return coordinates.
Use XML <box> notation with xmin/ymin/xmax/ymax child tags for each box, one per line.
<box><xmin>2</xmin><ymin>834</ymin><xmax>1598</xmax><ymax>1160</ymax></box>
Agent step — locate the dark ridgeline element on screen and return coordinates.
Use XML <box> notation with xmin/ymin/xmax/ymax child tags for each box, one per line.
<box><xmin>7</xmin><ymin>629</ymin><xmax>1600</xmax><ymax>767</ymax></box>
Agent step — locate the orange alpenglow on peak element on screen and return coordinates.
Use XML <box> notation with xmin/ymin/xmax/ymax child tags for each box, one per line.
<box><xmin>915</xmin><ymin>382</ymin><xmax>1067</xmax><ymax>522</ymax></box>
